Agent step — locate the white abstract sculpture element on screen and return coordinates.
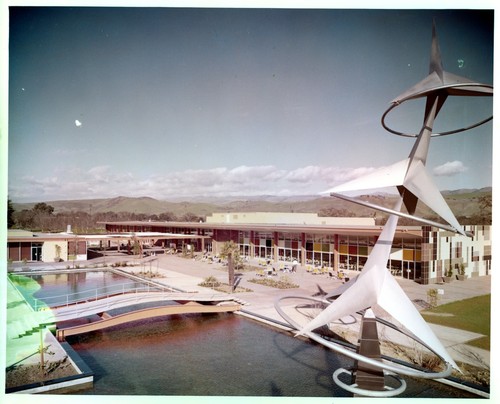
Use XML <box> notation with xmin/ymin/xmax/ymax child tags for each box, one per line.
<box><xmin>276</xmin><ymin>21</ymin><xmax>492</xmax><ymax>396</ymax></box>
<box><xmin>296</xmin><ymin>199</ymin><xmax>459</xmax><ymax>370</ymax></box>
<box><xmin>323</xmin><ymin>21</ymin><xmax>492</xmax><ymax>237</ymax></box>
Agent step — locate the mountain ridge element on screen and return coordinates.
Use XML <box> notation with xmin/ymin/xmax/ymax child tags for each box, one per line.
<box><xmin>11</xmin><ymin>188</ymin><xmax>492</xmax><ymax>221</ymax></box>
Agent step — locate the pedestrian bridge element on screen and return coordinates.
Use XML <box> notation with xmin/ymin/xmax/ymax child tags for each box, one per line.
<box><xmin>47</xmin><ymin>290</ymin><xmax>244</xmax><ymax>341</ymax></box>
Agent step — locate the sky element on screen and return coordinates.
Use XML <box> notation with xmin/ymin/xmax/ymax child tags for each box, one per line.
<box><xmin>5</xmin><ymin>5</ymin><xmax>494</xmax><ymax>202</ymax></box>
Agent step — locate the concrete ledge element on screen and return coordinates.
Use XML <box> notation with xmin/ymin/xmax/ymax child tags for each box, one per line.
<box><xmin>7</xmin><ymin>375</ymin><xmax>94</xmax><ymax>394</ymax></box>
<box><xmin>6</xmin><ymin>341</ymin><xmax>94</xmax><ymax>394</ymax></box>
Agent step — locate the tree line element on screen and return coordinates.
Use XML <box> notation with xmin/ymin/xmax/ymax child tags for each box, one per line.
<box><xmin>8</xmin><ymin>193</ymin><xmax>491</xmax><ymax>233</ymax></box>
<box><xmin>7</xmin><ymin>200</ymin><xmax>204</xmax><ymax>233</ymax></box>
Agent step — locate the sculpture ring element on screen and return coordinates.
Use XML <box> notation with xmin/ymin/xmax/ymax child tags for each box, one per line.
<box><xmin>381</xmin><ymin>83</ymin><xmax>493</xmax><ymax>138</ymax></box>
<box><xmin>333</xmin><ymin>367</ymin><xmax>407</xmax><ymax>397</ymax></box>
<box><xmin>275</xmin><ymin>295</ymin><xmax>454</xmax><ymax>380</ymax></box>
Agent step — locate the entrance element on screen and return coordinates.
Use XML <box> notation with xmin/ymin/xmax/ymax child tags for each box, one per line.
<box><xmin>31</xmin><ymin>243</ymin><xmax>42</xmax><ymax>261</ymax></box>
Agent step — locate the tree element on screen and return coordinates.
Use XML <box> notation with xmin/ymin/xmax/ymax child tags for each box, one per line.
<box><xmin>219</xmin><ymin>241</ymin><xmax>242</xmax><ymax>293</ymax></box>
<box><xmin>15</xmin><ymin>209</ymin><xmax>35</xmax><ymax>229</ymax></box>
<box><xmin>32</xmin><ymin>203</ymin><xmax>55</xmax><ymax>231</ymax></box>
<box><xmin>319</xmin><ymin>208</ymin><xmax>355</xmax><ymax>217</ymax></box>
<box><xmin>478</xmin><ymin>195</ymin><xmax>492</xmax><ymax>224</ymax></box>
<box><xmin>33</xmin><ymin>202</ymin><xmax>54</xmax><ymax>215</ymax></box>
<box><xmin>479</xmin><ymin>194</ymin><xmax>492</xmax><ymax>210</ymax></box>
<box><xmin>132</xmin><ymin>234</ymin><xmax>143</xmax><ymax>256</ymax></box>
<box><xmin>181</xmin><ymin>212</ymin><xmax>202</xmax><ymax>222</ymax></box>
<box><xmin>159</xmin><ymin>211</ymin><xmax>177</xmax><ymax>221</ymax></box>
<box><xmin>7</xmin><ymin>199</ymin><xmax>15</xmax><ymax>228</ymax></box>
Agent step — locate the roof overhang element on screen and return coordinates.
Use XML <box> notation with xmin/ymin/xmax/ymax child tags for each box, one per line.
<box><xmin>7</xmin><ymin>231</ymin><xmax>210</xmax><ymax>243</ymax></box>
<box><xmin>99</xmin><ymin>221</ymin><xmax>423</xmax><ymax>239</ymax></box>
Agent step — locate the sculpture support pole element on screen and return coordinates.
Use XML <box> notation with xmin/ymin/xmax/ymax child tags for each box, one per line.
<box><xmin>353</xmin><ymin>309</ymin><xmax>385</xmax><ymax>394</ymax></box>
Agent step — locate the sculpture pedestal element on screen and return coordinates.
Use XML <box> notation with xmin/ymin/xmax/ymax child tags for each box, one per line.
<box><xmin>353</xmin><ymin>309</ymin><xmax>385</xmax><ymax>394</ymax></box>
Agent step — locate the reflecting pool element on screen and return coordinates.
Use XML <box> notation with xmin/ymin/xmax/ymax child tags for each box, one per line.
<box><xmin>68</xmin><ymin>313</ymin><xmax>354</xmax><ymax>396</ymax></box>
<box><xmin>10</xmin><ymin>271</ymin><xmax>145</xmax><ymax>308</ymax></box>
<box><xmin>8</xmin><ymin>272</ymin><xmax>480</xmax><ymax>398</ymax></box>
<box><xmin>66</xmin><ymin>313</ymin><xmax>477</xmax><ymax>398</ymax></box>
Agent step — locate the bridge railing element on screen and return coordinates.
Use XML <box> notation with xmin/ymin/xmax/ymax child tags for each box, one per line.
<box><xmin>34</xmin><ymin>282</ymin><xmax>174</xmax><ymax>311</ymax></box>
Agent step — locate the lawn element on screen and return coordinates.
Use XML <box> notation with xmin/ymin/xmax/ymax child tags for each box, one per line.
<box><xmin>421</xmin><ymin>294</ymin><xmax>490</xmax><ymax>350</ymax></box>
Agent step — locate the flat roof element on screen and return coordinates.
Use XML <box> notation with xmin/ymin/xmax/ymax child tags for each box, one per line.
<box><xmin>7</xmin><ymin>230</ymin><xmax>210</xmax><ymax>243</ymax></box>
<box><xmin>100</xmin><ymin>220</ymin><xmax>423</xmax><ymax>238</ymax></box>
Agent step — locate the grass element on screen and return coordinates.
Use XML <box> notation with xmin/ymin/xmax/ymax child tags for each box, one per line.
<box><xmin>421</xmin><ymin>294</ymin><xmax>490</xmax><ymax>350</ymax></box>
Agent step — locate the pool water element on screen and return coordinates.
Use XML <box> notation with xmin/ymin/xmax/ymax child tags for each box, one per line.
<box><xmin>66</xmin><ymin>314</ymin><xmax>478</xmax><ymax>398</ymax></box>
<box><xmin>10</xmin><ymin>271</ymin><xmax>145</xmax><ymax>308</ymax></box>
<box><xmin>68</xmin><ymin>313</ymin><xmax>354</xmax><ymax>396</ymax></box>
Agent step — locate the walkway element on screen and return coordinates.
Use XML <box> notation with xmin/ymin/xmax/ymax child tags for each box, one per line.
<box><xmin>56</xmin><ymin>300</ymin><xmax>241</xmax><ymax>340</ymax></box>
<box><xmin>51</xmin><ymin>290</ymin><xmax>244</xmax><ymax>322</ymax></box>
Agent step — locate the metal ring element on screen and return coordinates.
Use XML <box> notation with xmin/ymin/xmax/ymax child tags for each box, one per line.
<box><xmin>381</xmin><ymin>83</ymin><xmax>493</xmax><ymax>137</ymax></box>
<box><xmin>333</xmin><ymin>367</ymin><xmax>407</xmax><ymax>397</ymax></box>
<box><xmin>274</xmin><ymin>295</ymin><xmax>454</xmax><ymax>380</ymax></box>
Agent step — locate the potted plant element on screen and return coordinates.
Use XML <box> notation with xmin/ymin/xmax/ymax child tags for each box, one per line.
<box><xmin>426</xmin><ymin>288</ymin><xmax>439</xmax><ymax>308</ymax></box>
<box><xmin>457</xmin><ymin>263</ymin><xmax>467</xmax><ymax>281</ymax></box>
<box><xmin>443</xmin><ymin>266</ymin><xmax>454</xmax><ymax>283</ymax></box>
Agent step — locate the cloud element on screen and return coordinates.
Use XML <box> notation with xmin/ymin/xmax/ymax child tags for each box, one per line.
<box><xmin>433</xmin><ymin>161</ymin><xmax>468</xmax><ymax>177</ymax></box>
<box><xmin>88</xmin><ymin>165</ymin><xmax>112</xmax><ymax>178</ymax></box>
<box><xmin>285</xmin><ymin>166</ymin><xmax>322</xmax><ymax>183</ymax></box>
<box><xmin>8</xmin><ymin>164</ymin><xmax>386</xmax><ymax>202</ymax></box>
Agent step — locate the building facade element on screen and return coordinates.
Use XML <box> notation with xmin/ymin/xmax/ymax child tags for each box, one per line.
<box><xmin>7</xmin><ymin>213</ymin><xmax>491</xmax><ymax>285</ymax></box>
<box><xmin>99</xmin><ymin>214</ymin><xmax>492</xmax><ymax>285</ymax></box>
<box><xmin>7</xmin><ymin>230</ymin><xmax>87</xmax><ymax>263</ymax></box>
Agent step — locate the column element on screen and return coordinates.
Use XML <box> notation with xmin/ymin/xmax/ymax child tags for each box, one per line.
<box><xmin>301</xmin><ymin>233</ymin><xmax>306</xmax><ymax>266</ymax></box>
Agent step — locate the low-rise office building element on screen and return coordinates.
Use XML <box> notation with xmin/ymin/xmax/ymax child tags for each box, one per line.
<box><xmin>101</xmin><ymin>213</ymin><xmax>491</xmax><ymax>285</ymax></box>
<box><xmin>7</xmin><ymin>212</ymin><xmax>491</xmax><ymax>285</ymax></box>
<box><xmin>7</xmin><ymin>229</ymin><xmax>87</xmax><ymax>263</ymax></box>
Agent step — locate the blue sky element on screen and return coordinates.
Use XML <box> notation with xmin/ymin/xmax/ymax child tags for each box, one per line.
<box><xmin>5</xmin><ymin>5</ymin><xmax>494</xmax><ymax>202</ymax></box>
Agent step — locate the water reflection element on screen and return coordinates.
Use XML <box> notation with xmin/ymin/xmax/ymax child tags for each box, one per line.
<box><xmin>15</xmin><ymin>271</ymin><xmax>143</xmax><ymax>307</ymax></box>
<box><xmin>66</xmin><ymin>313</ymin><xmax>480</xmax><ymax>398</ymax></box>
<box><xmin>68</xmin><ymin>313</ymin><xmax>353</xmax><ymax>396</ymax></box>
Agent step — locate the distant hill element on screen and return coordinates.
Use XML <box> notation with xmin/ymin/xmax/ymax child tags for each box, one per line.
<box><xmin>12</xmin><ymin>188</ymin><xmax>492</xmax><ymax>223</ymax></box>
<box><xmin>441</xmin><ymin>187</ymin><xmax>492</xmax><ymax>195</ymax></box>
<box><xmin>13</xmin><ymin>196</ymin><xmax>221</xmax><ymax>218</ymax></box>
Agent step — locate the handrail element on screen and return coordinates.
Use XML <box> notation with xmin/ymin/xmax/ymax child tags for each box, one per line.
<box><xmin>56</xmin><ymin>302</ymin><xmax>242</xmax><ymax>340</ymax></box>
<box><xmin>51</xmin><ymin>291</ymin><xmax>238</xmax><ymax>321</ymax></box>
<box><xmin>34</xmin><ymin>282</ymin><xmax>173</xmax><ymax>311</ymax></box>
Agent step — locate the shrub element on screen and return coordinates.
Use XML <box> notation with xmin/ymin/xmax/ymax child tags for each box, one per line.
<box><xmin>199</xmin><ymin>276</ymin><xmax>221</xmax><ymax>288</ymax></box>
<box><xmin>248</xmin><ymin>276</ymin><xmax>298</xmax><ymax>289</ymax></box>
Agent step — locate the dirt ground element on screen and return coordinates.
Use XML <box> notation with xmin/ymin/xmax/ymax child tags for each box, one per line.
<box><xmin>6</xmin><ymin>356</ymin><xmax>79</xmax><ymax>390</ymax></box>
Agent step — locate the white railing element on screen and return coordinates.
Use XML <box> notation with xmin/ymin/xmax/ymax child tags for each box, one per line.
<box><xmin>33</xmin><ymin>282</ymin><xmax>173</xmax><ymax>311</ymax></box>
<box><xmin>50</xmin><ymin>290</ymin><xmax>237</xmax><ymax>321</ymax></box>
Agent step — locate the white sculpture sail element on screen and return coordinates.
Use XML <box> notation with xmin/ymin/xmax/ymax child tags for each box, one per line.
<box><xmin>281</xmin><ymin>21</ymin><xmax>492</xmax><ymax>394</ymax></box>
<box><xmin>297</xmin><ymin>201</ymin><xmax>459</xmax><ymax>370</ymax></box>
